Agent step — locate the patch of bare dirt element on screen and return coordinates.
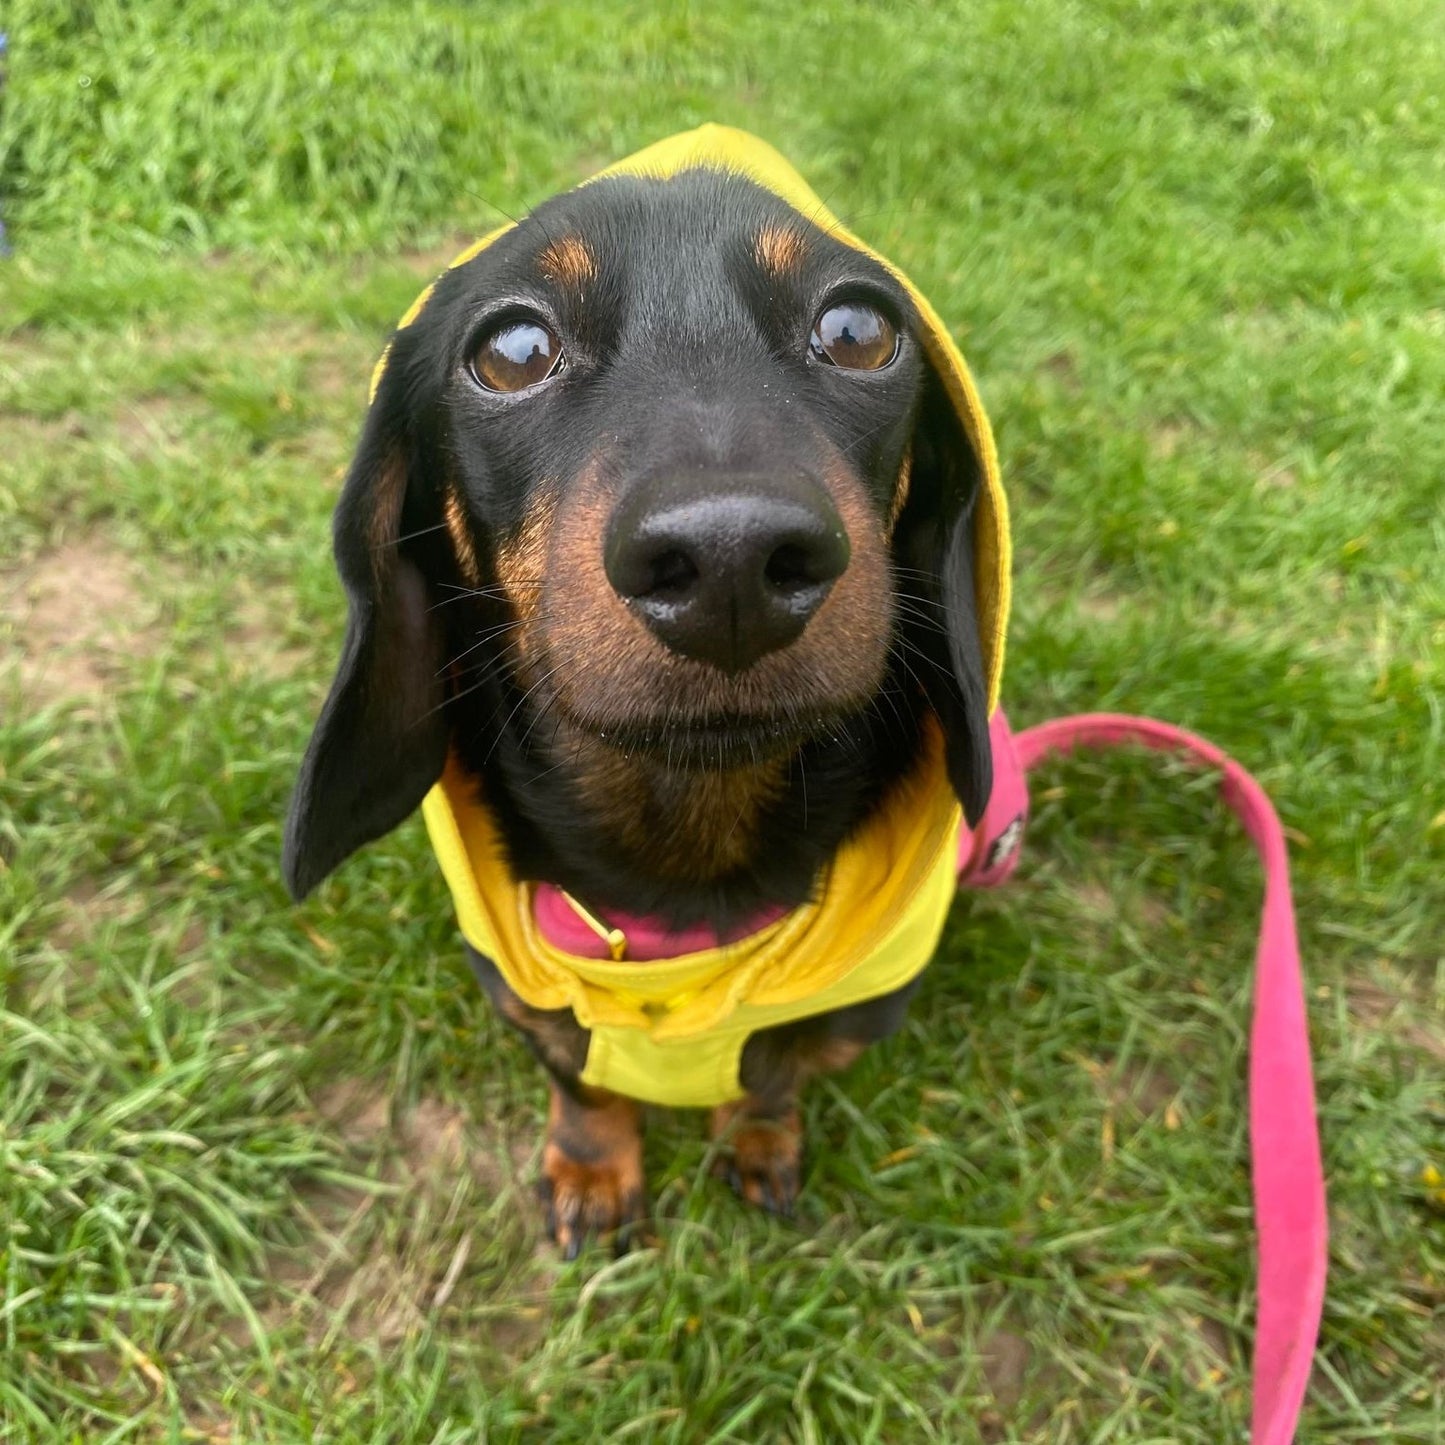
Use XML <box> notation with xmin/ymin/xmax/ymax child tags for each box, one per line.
<box><xmin>1071</xmin><ymin>877</ymin><xmax>1175</xmax><ymax>934</ymax></box>
<box><xmin>1073</xmin><ymin>879</ymin><xmax>1117</xmax><ymax>917</ymax></box>
<box><xmin>0</xmin><ymin>409</ymin><xmax>92</xmax><ymax>449</ymax></box>
<box><xmin>981</xmin><ymin>1329</ymin><xmax>1032</xmax><ymax>1409</ymax></box>
<box><xmin>111</xmin><ymin>394</ymin><xmax>206</xmax><ymax>456</ymax></box>
<box><xmin>1348</xmin><ymin>976</ymin><xmax>1445</xmax><ymax>1063</ymax></box>
<box><xmin>48</xmin><ymin>878</ymin><xmax>144</xmax><ymax>951</ymax></box>
<box><xmin>0</xmin><ymin>538</ymin><xmax>161</xmax><ymax>712</ymax></box>
<box><xmin>1223</xmin><ymin>307</ymin><xmax>1294</xmax><ymax>348</ymax></box>
<box><xmin>1251</xmin><ymin>451</ymin><xmax>1299</xmax><ymax>490</ymax></box>
<box><xmin>1148</xmin><ymin>418</ymin><xmax>1197</xmax><ymax>460</ymax></box>
<box><xmin>316</xmin><ymin>1077</ymin><xmax>393</xmax><ymax>1142</ymax></box>
<box><xmin>227</xmin><ymin>582</ymin><xmax>312</xmax><ymax>680</ymax></box>
<box><xmin>1039</xmin><ymin>349</ymin><xmax>1082</xmax><ymax>392</ymax></box>
<box><xmin>34</xmin><ymin>880</ymin><xmax>209</xmax><ymax>1014</ymax></box>
<box><xmin>304</xmin><ymin>351</ymin><xmax>368</xmax><ymax>407</ymax></box>
<box><xmin>315</xmin><ymin>1080</ymin><xmax>535</xmax><ymax>1195</ymax></box>
<box><xmin>3</xmin><ymin>532</ymin><xmax>315</xmax><ymax>707</ymax></box>
<box><xmin>248</xmin><ymin>1081</ymin><xmax>546</xmax><ymax>1355</ymax></box>
<box><xmin>1136</xmin><ymin>1310</ymin><xmax>1238</xmax><ymax>1395</ymax></box>
<box><xmin>1118</xmin><ymin>1060</ymin><xmax>1183</xmax><ymax>1119</ymax></box>
<box><xmin>1076</xmin><ymin>590</ymin><xmax>1123</xmax><ymax>623</ymax></box>
<box><xmin>1071</xmin><ymin>1051</ymin><xmax>1183</xmax><ymax>1131</ymax></box>
<box><xmin>922</xmin><ymin>1307</ymin><xmax>1065</xmax><ymax>1442</ymax></box>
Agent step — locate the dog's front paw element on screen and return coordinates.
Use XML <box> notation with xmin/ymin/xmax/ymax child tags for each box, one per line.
<box><xmin>539</xmin><ymin>1083</ymin><xmax>646</xmax><ymax>1259</ymax></box>
<box><xmin>711</xmin><ymin>1100</ymin><xmax>802</xmax><ymax>1218</ymax></box>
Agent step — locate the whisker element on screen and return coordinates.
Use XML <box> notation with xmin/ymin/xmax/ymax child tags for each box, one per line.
<box><xmin>890</xmin><ymin>591</ymin><xmax>965</xmax><ymax>638</ymax></box>
<box><xmin>374</xmin><ymin>520</ymin><xmax>450</xmax><ymax>550</ymax></box>
<box><xmin>481</xmin><ymin>661</ymin><xmax>568</xmax><ymax>768</ymax></box>
<box><xmin>516</xmin><ymin>676</ymin><xmax>571</xmax><ymax>754</ymax></box>
<box><xmin>798</xmin><ymin>742</ymin><xmax>809</xmax><ymax>830</ymax></box>
<box><xmin>417</xmin><ymin>650</ymin><xmax>507</xmax><ymax>723</ymax></box>
<box><xmin>434</xmin><ymin>616</ymin><xmax>536</xmax><ymax>677</ymax></box>
<box><xmin>428</xmin><ymin>580</ymin><xmax>546</xmax><ymax>612</ymax></box>
<box><xmin>837</xmin><ymin>412</ymin><xmax>905</xmax><ymax>459</ymax></box>
<box><xmin>891</xmin><ymin>632</ymin><xmax>961</xmax><ymax>693</ymax></box>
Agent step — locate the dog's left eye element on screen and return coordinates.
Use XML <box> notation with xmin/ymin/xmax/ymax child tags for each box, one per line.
<box><xmin>470</xmin><ymin>320</ymin><xmax>563</xmax><ymax>393</ymax></box>
<box><xmin>809</xmin><ymin>303</ymin><xmax>898</xmax><ymax>371</ymax></box>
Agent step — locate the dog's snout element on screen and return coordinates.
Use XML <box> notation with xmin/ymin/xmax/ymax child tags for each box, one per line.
<box><xmin>604</xmin><ymin>474</ymin><xmax>850</xmax><ymax>673</ymax></box>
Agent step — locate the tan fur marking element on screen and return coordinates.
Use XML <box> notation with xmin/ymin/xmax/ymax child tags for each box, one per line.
<box><xmin>754</xmin><ymin>223</ymin><xmax>807</xmax><ymax>276</ymax></box>
<box><xmin>367</xmin><ymin>454</ymin><xmax>407</xmax><ymax>576</ymax></box>
<box><xmin>808</xmin><ymin>445</ymin><xmax>896</xmax><ymax>695</ymax></box>
<box><xmin>568</xmin><ymin>742</ymin><xmax>789</xmax><ymax>882</ymax></box>
<box><xmin>494</xmin><ymin>497</ymin><xmax>555</xmax><ymax>621</ymax></box>
<box><xmin>538</xmin><ymin>234</ymin><xmax>597</xmax><ymax>291</ymax></box>
<box><xmin>544</xmin><ymin>480</ymin><xmax>639</xmax><ymax>662</ymax></box>
<box><xmin>443</xmin><ymin>487</ymin><xmax>482</xmax><ymax>586</ymax></box>
<box><xmin>886</xmin><ymin>445</ymin><xmax>913</xmax><ymax>534</ymax></box>
<box><xmin>490</xmin><ymin>492</ymin><xmax>560</xmax><ymax>678</ymax></box>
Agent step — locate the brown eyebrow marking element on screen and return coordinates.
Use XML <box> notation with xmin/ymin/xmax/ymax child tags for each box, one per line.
<box><xmin>443</xmin><ymin>485</ymin><xmax>482</xmax><ymax>586</ymax></box>
<box><xmin>754</xmin><ymin>223</ymin><xmax>808</xmax><ymax>276</ymax></box>
<box><xmin>538</xmin><ymin>234</ymin><xmax>597</xmax><ymax>290</ymax></box>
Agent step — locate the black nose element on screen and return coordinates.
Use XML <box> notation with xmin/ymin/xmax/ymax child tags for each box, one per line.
<box><xmin>604</xmin><ymin>473</ymin><xmax>851</xmax><ymax>672</ymax></box>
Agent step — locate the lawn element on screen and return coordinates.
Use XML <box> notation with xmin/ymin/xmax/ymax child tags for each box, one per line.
<box><xmin>1</xmin><ymin>0</ymin><xmax>1442</xmax><ymax>1440</ymax></box>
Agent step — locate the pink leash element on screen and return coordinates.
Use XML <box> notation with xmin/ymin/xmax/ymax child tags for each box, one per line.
<box><xmin>960</xmin><ymin>709</ymin><xmax>1327</xmax><ymax>1442</ymax></box>
<box><xmin>532</xmin><ymin>704</ymin><xmax>1327</xmax><ymax>1436</ymax></box>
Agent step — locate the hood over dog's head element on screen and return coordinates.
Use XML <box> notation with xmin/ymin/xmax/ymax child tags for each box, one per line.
<box><xmin>283</xmin><ymin>124</ymin><xmax>1011</xmax><ymax>900</ymax></box>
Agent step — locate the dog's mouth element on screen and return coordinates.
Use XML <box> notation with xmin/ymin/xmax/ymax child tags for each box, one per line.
<box><xmin>569</xmin><ymin>710</ymin><xmax>833</xmax><ymax>771</ymax></box>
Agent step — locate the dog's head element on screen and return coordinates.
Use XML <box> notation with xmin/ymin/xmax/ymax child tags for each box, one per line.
<box><xmin>283</xmin><ymin>131</ymin><xmax>1009</xmax><ymax>900</ymax></box>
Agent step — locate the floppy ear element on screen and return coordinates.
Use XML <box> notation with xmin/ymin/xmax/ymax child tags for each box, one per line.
<box><xmin>895</xmin><ymin>367</ymin><xmax>993</xmax><ymax>826</ymax></box>
<box><xmin>281</xmin><ymin>346</ymin><xmax>452</xmax><ymax>899</ymax></box>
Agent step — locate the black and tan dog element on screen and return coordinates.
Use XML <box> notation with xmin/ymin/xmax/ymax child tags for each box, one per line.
<box><xmin>283</xmin><ymin>126</ymin><xmax>1011</xmax><ymax>1256</ymax></box>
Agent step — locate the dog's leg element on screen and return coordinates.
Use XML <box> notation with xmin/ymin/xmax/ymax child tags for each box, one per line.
<box><xmin>710</xmin><ymin>1036</ymin><xmax>870</xmax><ymax>1218</ymax></box>
<box><xmin>718</xmin><ymin>978</ymin><xmax>923</xmax><ymax>1216</ymax></box>
<box><xmin>539</xmin><ymin>1080</ymin><xmax>646</xmax><ymax>1259</ymax></box>
<box><xmin>467</xmin><ymin>946</ymin><xmax>643</xmax><ymax>1255</ymax></box>
<box><xmin>710</xmin><ymin>1093</ymin><xmax>808</xmax><ymax>1218</ymax></box>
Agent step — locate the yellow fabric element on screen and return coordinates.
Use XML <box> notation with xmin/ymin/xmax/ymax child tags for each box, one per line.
<box><xmin>380</xmin><ymin>124</ymin><xmax>1013</xmax><ymax>1108</ymax></box>
<box><xmin>423</xmin><ymin>727</ymin><xmax>963</xmax><ymax>1107</ymax></box>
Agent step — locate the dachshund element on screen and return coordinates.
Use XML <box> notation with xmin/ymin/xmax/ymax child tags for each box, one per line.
<box><xmin>283</xmin><ymin>140</ymin><xmax>999</xmax><ymax>1258</ymax></box>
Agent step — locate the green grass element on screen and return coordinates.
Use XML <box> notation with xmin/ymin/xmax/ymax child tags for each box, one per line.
<box><xmin>2</xmin><ymin>0</ymin><xmax>1442</xmax><ymax>1439</ymax></box>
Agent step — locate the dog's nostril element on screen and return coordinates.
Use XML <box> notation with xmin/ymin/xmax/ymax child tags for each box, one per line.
<box><xmin>764</xmin><ymin>541</ymin><xmax>817</xmax><ymax>592</ymax></box>
<box><xmin>647</xmin><ymin>548</ymin><xmax>699</xmax><ymax>597</ymax></box>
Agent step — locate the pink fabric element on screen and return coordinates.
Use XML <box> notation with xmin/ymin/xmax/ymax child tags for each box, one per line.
<box><xmin>957</xmin><ymin>707</ymin><xmax>1034</xmax><ymax>886</ymax></box>
<box><xmin>962</xmin><ymin>711</ymin><xmax>1326</xmax><ymax>1444</ymax></box>
<box><xmin>534</xmin><ymin>883</ymin><xmax>786</xmax><ymax>960</ymax></box>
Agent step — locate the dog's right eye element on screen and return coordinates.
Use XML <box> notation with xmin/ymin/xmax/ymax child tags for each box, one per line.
<box><xmin>470</xmin><ymin>321</ymin><xmax>563</xmax><ymax>393</ymax></box>
<box><xmin>809</xmin><ymin>302</ymin><xmax>899</xmax><ymax>372</ymax></box>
